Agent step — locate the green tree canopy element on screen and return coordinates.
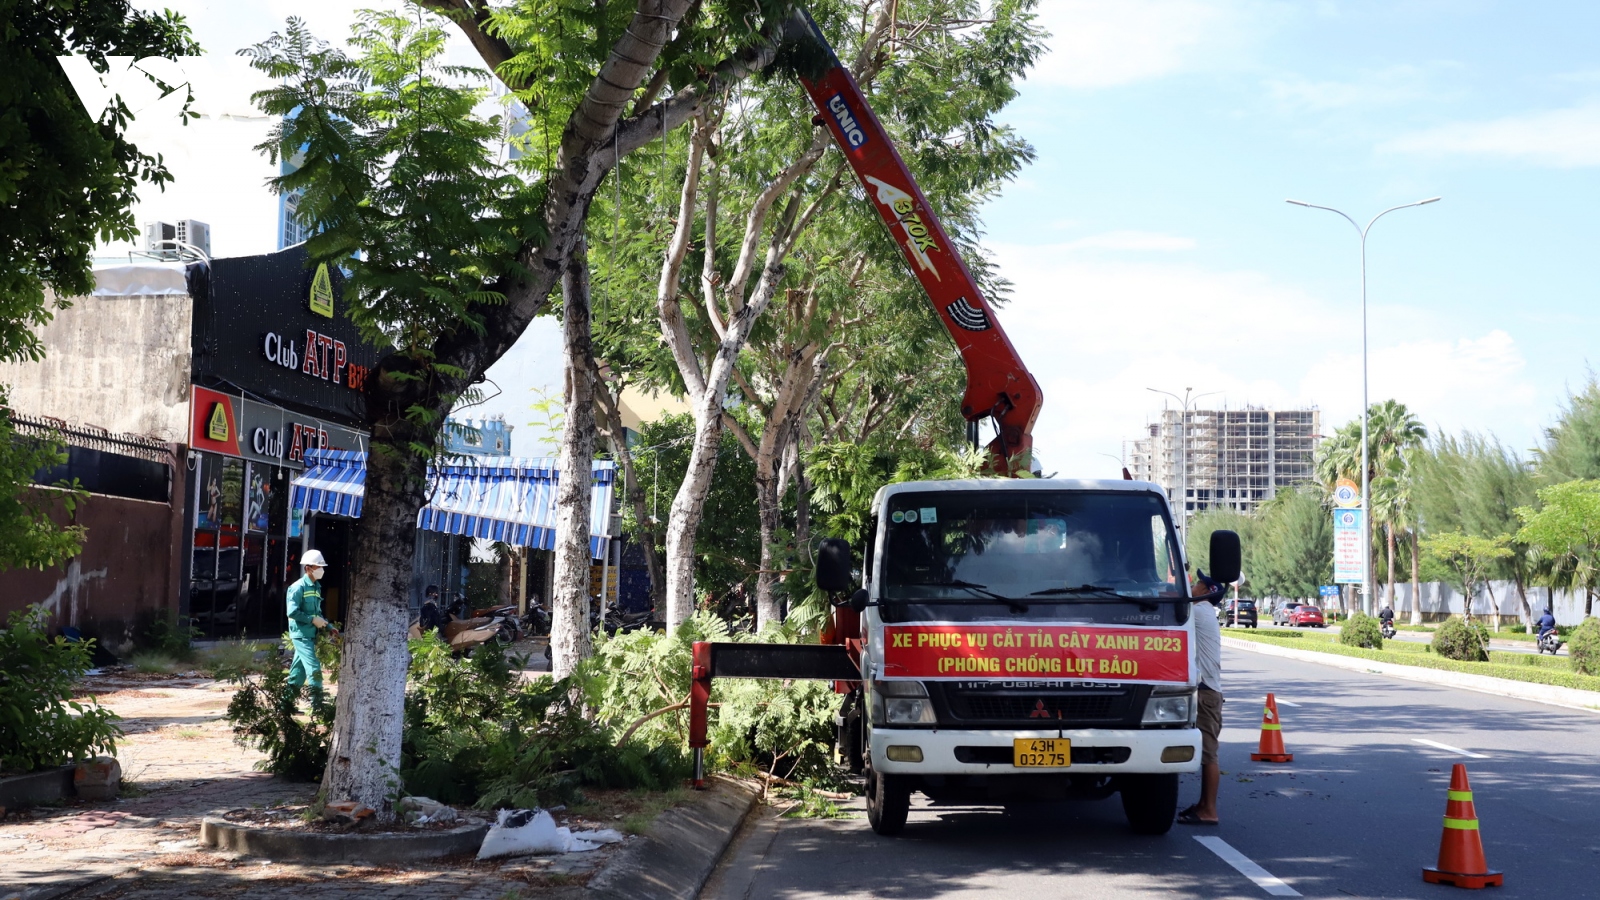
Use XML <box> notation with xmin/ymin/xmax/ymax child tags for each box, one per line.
<box><xmin>2</xmin><ymin>0</ymin><xmax>198</xmax><ymax>572</ymax></box>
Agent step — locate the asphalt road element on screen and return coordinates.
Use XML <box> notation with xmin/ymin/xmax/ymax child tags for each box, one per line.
<box><xmin>701</xmin><ymin>646</ymin><xmax>1600</xmax><ymax>900</ymax></box>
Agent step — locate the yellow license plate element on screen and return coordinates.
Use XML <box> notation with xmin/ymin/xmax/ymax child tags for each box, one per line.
<box><xmin>1013</xmin><ymin>738</ymin><xmax>1071</xmax><ymax>768</ymax></box>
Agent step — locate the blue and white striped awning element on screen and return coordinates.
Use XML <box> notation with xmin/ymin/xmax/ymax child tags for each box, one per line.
<box><xmin>291</xmin><ymin>450</ymin><xmax>616</xmax><ymax>557</ymax></box>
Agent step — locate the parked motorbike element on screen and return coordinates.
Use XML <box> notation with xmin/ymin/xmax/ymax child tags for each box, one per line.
<box><xmin>1538</xmin><ymin>630</ymin><xmax>1564</xmax><ymax>655</ymax></box>
<box><xmin>604</xmin><ymin>603</ymin><xmax>654</xmax><ymax>636</ymax></box>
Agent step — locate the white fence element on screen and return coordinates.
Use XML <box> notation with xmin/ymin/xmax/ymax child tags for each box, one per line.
<box><xmin>1262</xmin><ymin>582</ymin><xmax>1593</xmax><ymax>626</ymax></box>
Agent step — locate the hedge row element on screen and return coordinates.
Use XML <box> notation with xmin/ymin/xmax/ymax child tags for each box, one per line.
<box><xmin>1226</xmin><ymin>629</ymin><xmax>1600</xmax><ymax>694</ymax></box>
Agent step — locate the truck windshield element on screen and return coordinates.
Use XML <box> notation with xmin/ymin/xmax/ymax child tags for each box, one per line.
<box><xmin>878</xmin><ymin>490</ymin><xmax>1186</xmax><ymax>624</ymax></box>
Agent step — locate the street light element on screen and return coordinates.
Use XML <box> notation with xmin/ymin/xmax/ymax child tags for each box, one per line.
<box><xmin>1287</xmin><ymin>196</ymin><xmax>1440</xmax><ymax>614</ymax></box>
<box><xmin>1146</xmin><ymin>386</ymin><xmax>1220</xmax><ymax>544</ymax></box>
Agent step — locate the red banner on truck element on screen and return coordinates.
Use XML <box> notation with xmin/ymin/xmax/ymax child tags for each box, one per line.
<box><xmin>880</xmin><ymin>623</ymin><xmax>1191</xmax><ymax>684</ymax></box>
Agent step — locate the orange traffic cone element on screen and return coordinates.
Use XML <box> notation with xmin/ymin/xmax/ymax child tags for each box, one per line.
<box><xmin>1422</xmin><ymin>764</ymin><xmax>1503</xmax><ymax>889</ymax></box>
<box><xmin>1249</xmin><ymin>693</ymin><xmax>1293</xmax><ymax>762</ymax></box>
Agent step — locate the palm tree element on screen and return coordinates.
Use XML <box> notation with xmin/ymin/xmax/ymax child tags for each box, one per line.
<box><xmin>1368</xmin><ymin>401</ymin><xmax>1427</xmax><ymax>619</ymax></box>
<box><xmin>1314</xmin><ymin>401</ymin><xmax>1427</xmax><ymax>615</ymax></box>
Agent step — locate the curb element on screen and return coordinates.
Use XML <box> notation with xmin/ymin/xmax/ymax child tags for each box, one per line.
<box><xmin>1223</xmin><ymin>636</ymin><xmax>1600</xmax><ymax>713</ymax></box>
<box><xmin>0</xmin><ymin>767</ymin><xmax>75</xmax><ymax>810</ymax></box>
<box><xmin>199</xmin><ymin>817</ymin><xmax>489</xmax><ymax>864</ymax></box>
<box><xmin>586</xmin><ymin>778</ymin><xmax>757</xmax><ymax>900</ymax></box>
<box><xmin>1</xmin><ymin>874</ymin><xmax>116</xmax><ymax>900</ymax></box>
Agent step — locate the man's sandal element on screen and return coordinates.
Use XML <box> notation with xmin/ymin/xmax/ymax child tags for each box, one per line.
<box><xmin>1176</xmin><ymin>805</ymin><xmax>1218</xmax><ymax>826</ymax></box>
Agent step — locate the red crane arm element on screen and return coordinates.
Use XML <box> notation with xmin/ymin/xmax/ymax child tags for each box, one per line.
<box><xmin>794</xmin><ymin>15</ymin><xmax>1042</xmax><ymax>471</ymax></box>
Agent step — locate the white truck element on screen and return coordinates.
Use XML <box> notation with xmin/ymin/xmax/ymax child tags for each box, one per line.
<box><xmin>826</xmin><ymin>477</ymin><xmax>1239</xmax><ymax>836</ymax></box>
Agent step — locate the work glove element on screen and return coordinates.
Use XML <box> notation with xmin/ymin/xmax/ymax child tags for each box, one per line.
<box><xmin>312</xmin><ymin>616</ymin><xmax>328</xmax><ymax>629</ymax></box>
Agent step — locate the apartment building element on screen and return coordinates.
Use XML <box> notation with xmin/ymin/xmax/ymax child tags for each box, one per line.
<box><xmin>1126</xmin><ymin>406</ymin><xmax>1321</xmax><ymax>525</ymax></box>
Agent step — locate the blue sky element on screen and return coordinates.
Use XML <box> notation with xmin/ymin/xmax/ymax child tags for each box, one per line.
<box><xmin>119</xmin><ymin>0</ymin><xmax>1600</xmax><ymax>469</ymax></box>
<box><xmin>983</xmin><ymin>0</ymin><xmax>1600</xmax><ymax>476</ymax></box>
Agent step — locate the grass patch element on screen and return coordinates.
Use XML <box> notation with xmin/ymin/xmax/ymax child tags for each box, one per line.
<box><xmin>1227</xmin><ymin>629</ymin><xmax>1600</xmax><ymax>692</ymax></box>
<box><xmin>611</xmin><ymin>784</ymin><xmax>688</xmax><ymax>832</ymax></box>
<box><xmin>128</xmin><ymin>651</ymin><xmax>185</xmax><ymax>674</ymax></box>
<box><xmin>172</xmin><ymin>727</ymin><xmax>205</xmax><ymax>740</ymax></box>
<box><xmin>199</xmin><ymin>641</ymin><xmax>271</xmax><ymax>679</ymax></box>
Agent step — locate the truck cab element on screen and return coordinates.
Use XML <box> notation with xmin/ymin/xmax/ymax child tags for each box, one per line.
<box><xmin>834</xmin><ymin>477</ymin><xmax>1235</xmax><ymax>836</ymax></box>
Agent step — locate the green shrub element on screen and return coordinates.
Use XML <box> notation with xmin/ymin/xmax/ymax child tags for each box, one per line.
<box><xmin>579</xmin><ymin>612</ymin><xmax>840</xmax><ymax>785</ymax></box>
<box><xmin>1432</xmin><ymin>617</ymin><xmax>1491</xmax><ymax>662</ymax></box>
<box><xmin>223</xmin><ymin>655</ymin><xmax>333</xmax><ymax>780</ymax></box>
<box><xmin>1228</xmin><ymin>628</ymin><xmax>1600</xmax><ymax>691</ymax></box>
<box><xmin>1568</xmin><ymin>618</ymin><xmax>1600</xmax><ymax>676</ymax></box>
<box><xmin>0</xmin><ymin>608</ymin><xmax>122</xmax><ymax>774</ymax></box>
<box><xmin>135</xmin><ymin>609</ymin><xmax>198</xmax><ymax>662</ymax></box>
<box><xmin>1340</xmin><ymin>612</ymin><xmax>1384</xmax><ymax>649</ymax></box>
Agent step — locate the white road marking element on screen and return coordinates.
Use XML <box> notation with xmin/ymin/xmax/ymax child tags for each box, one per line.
<box><xmin>1263</xmin><ymin>697</ymin><xmax>1301</xmax><ymax>707</ymax></box>
<box><xmin>1412</xmin><ymin>738</ymin><xmax>1490</xmax><ymax>759</ymax></box>
<box><xmin>1194</xmin><ymin>836</ymin><xmax>1301</xmax><ymax>897</ymax></box>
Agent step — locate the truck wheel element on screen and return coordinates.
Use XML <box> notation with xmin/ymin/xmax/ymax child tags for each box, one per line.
<box><xmin>1120</xmin><ymin>773</ymin><xmax>1178</xmax><ymax>835</ymax></box>
<box><xmin>865</xmin><ymin>759</ymin><xmax>910</xmax><ymax>835</ymax></box>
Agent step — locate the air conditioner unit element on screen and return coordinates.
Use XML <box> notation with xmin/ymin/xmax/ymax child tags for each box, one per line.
<box><xmin>143</xmin><ymin>219</ymin><xmax>210</xmax><ymax>259</ymax></box>
<box><xmin>144</xmin><ymin>221</ymin><xmax>177</xmax><ymax>258</ymax></box>
<box><xmin>175</xmin><ymin>219</ymin><xmax>210</xmax><ymax>257</ymax></box>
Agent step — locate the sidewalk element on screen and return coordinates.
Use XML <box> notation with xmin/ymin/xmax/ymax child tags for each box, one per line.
<box><xmin>0</xmin><ymin>666</ymin><xmax>605</xmax><ymax>900</ymax></box>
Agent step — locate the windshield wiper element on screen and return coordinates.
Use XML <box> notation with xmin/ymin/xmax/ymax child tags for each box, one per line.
<box><xmin>1028</xmin><ymin>584</ymin><xmax>1123</xmax><ymax>596</ymax></box>
<box><xmin>925</xmin><ymin>579</ymin><xmax>1029</xmax><ymax>614</ymax></box>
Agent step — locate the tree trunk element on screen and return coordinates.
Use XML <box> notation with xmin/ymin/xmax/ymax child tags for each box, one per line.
<box><xmin>753</xmin><ymin>459</ymin><xmax>784</xmax><ymax>629</ymax></box>
<box><xmin>1514</xmin><ymin>574</ymin><xmax>1532</xmax><ymax>628</ymax></box>
<box><xmin>1409</xmin><ymin>531</ymin><xmax>1422</xmax><ymax>626</ymax></box>
<box><xmin>321</xmin><ymin>432</ymin><xmax>429</xmax><ymax>819</ymax></box>
<box><xmin>664</xmin><ymin>390</ymin><xmax>727</xmax><ymax>627</ymax></box>
<box><xmin>1384</xmin><ymin>523</ymin><xmax>1397</xmax><ymax>612</ymax></box>
<box><xmin>1486</xmin><ymin>579</ymin><xmax>1500</xmax><ymax>631</ymax></box>
<box><xmin>551</xmin><ymin>239</ymin><xmax>598</xmax><ymax>680</ymax></box>
<box><xmin>592</xmin><ymin>372</ymin><xmax>665</xmax><ymax>611</ymax></box>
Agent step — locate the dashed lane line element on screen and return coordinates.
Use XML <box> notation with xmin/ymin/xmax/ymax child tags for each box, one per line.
<box><xmin>1261</xmin><ymin>697</ymin><xmax>1301</xmax><ymax>707</ymax></box>
<box><xmin>1412</xmin><ymin>738</ymin><xmax>1490</xmax><ymax>759</ymax></box>
<box><xmin>1194</xmin><ymin>836</ymin><xmax>1301</xmax><ymax>897</ymax></box>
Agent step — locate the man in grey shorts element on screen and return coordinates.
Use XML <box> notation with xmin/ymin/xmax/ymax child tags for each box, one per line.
<box><xmin>1179</xmin><ymin>588</ymin><xmax>1223</xmax><ymax>826</ymax></box>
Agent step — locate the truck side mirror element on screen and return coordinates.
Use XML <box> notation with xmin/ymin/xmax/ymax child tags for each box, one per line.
<box><xmin>816</xmin><ymin>538</ymin><xmax>854</xmax><ymax>593</ymax></box>
<box><xmin>1208</xmin><ymin>530</ymin><xmax>1241</xmax><ymax>585</ymax></box>
<box><xmin>848</xmin><ymin>588</ymin><xmax>869</xmax><ymax>612</ymax></box>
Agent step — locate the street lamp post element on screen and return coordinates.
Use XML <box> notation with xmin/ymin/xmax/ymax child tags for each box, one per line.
<box><xmin>1147</xmin><ymin>387</ymin><xmax>1220</xmax><ymax>546</ymax></box>
<box><xmin>1286</xmin><ymin>196</ymin><xmax>1440</xmax><ymax>615</ymax></box>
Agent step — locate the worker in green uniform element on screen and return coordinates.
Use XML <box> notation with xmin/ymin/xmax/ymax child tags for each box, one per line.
<box><xmin>286</xmin><ymin>549</ymin><xmax>332</xmax><ymax>706</ymax></box>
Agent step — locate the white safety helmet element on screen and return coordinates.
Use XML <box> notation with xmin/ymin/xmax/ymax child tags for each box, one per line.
<box><xmin>300</xmin><ymin>549</ymin><xmax>328</xmax><ymax>568</ymax></box>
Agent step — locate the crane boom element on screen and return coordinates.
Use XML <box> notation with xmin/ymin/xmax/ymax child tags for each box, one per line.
<box><xmin>793</xmin><ymin>13</ymin><xmax>1042</xmax><ymax>471</ymax></box>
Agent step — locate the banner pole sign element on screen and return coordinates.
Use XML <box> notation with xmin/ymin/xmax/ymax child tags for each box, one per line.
<box><xmin>1333</xmin><ymin>508</ymin><xmax>1364</xmax><ymax>584</ymax></box>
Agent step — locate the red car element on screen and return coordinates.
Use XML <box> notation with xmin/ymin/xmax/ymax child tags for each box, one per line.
<box><xmin>1284</xmin><ymin>604</ymin><xmax>1325</xmax><ymax>628</ymax></box>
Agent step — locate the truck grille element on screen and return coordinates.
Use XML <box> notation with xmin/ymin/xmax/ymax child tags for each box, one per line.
<box><xmin>941</xmin><ymin>687</ymin><xmax>1138</xmax><ymax>725</ymax></box>
<box><xmin>952</xmin><ymin>695</ymin><xmax>1119</xmax><ymax>720</ymax></box>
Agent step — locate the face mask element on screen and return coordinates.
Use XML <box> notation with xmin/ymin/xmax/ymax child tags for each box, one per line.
<box><xmin>310</xmin><ymin>567</ymin><xmax>325</xmax><ymax>581</ymax></box>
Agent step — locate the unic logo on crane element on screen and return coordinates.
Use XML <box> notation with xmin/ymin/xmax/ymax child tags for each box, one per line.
<box><xmin>826</xmin><ymin>93</ymin><xmax>868</xmax><ymax>148</ymax></box>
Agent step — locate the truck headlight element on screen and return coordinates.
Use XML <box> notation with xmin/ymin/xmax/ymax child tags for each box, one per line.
<box><xmin>1141</xmin><ymin>689</ymin><xmax>1195</xmax><ymax>726</ymax></box>
<box><xmin>868</xmin><ymin>679</ymin><xmax>936</xmax><ymax>725</ymax></box>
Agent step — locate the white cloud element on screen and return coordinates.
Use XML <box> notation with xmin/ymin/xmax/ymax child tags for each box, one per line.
<box><xmin>1265</xmin><ymin>64</ymin><xmax>1445</xmax><ymax>112</ymax></box>
<box><xmin>1057</xmin><ymin>230</ymin><xmax>1196</xmax><ymax>252</ymax></box>
<box><xmin>984</xmin><ymin>243</ymin><xmax>1543</xmax><ymax>478</ymax></box>
<box><xmin>1028</xmin><ymin>0</ymin><xmax>1244</xmax><ymax>89</ymax></box>
<box><xmin>1381</xmin><ymin>104</ymin><xmax>1600</xmax><ymax>167</ymax></box>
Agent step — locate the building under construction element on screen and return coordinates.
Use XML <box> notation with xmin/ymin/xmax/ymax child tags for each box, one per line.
<box><xmin>1126</xmin><ymin>406</ymin><xmax>1321</xmax><ymax>526</ymax></box>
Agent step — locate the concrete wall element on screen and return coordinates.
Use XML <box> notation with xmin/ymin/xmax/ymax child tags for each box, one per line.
<box><xmin>0</xmin><ymin>485</ymin><xmax>185</xmax><ymax>654</ymax></box>
<box><xmin>1266</xmin><ymin>581</ymin><xmax>1594</xmax><ymax>627</ymax></box>
<box><xmin>0</xmin><ymin>289</ymin><xmax>193</xmax><ymax>442</ymax></box>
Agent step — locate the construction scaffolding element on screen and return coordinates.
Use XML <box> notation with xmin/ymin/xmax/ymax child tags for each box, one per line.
<box><xmin>1125</xmin><ymin>406</ymin><xmax>1320</xmax><ymax>526</ymax></box>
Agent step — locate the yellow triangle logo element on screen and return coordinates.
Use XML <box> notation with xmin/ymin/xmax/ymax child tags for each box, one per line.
<box><xmin>309</xmin><ymin>263</ymin><xmax>334</xmax><ymax>318</ymax></box>
<box><xmin>207</xmin><ymin>402</ymin><xmax>230</xmax><ymax>442</ymax></box>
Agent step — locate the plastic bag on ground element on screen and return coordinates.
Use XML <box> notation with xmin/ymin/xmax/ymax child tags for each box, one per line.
<box><xmin>477</xmin><ymin>811</ymin><xmax>627</xmax><ymax>859</ymax></box>
<box><xmin>477</xmin><ymin>809</ymin><xmax>565</xmax><ymax>859</ymax></box>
